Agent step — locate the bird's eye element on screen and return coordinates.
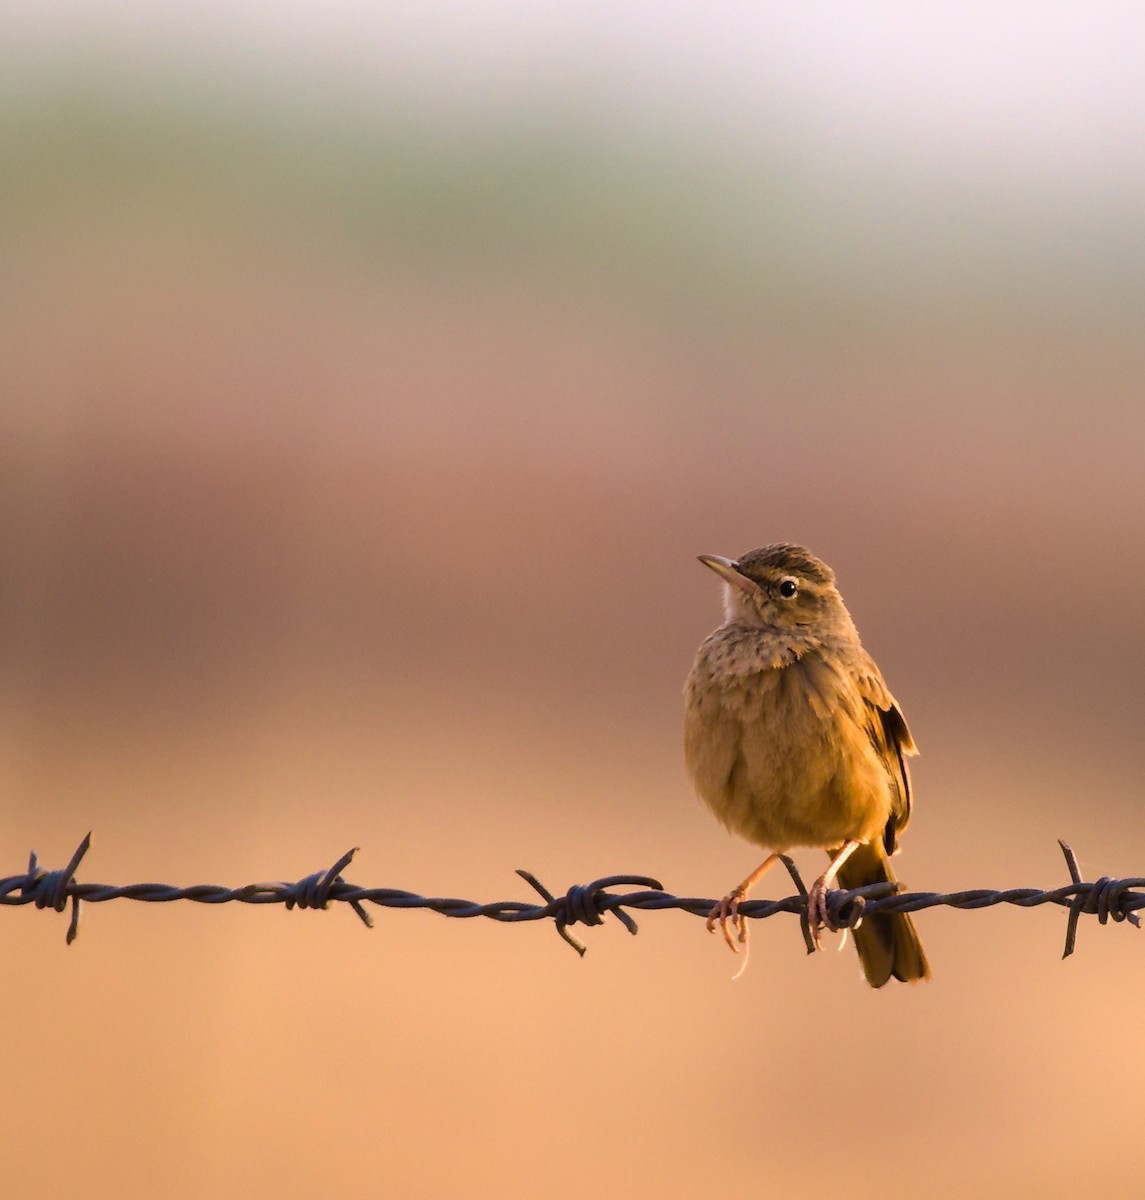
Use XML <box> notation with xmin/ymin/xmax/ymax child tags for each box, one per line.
<box><xmin>778</xmin><ymin>578</ymin><xmax>798</xmax><ymax>599</ymax></box>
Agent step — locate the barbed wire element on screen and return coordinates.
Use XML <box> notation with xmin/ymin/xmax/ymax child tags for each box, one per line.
<box><xmin>2</xmin><ymin>833</ymin><xmax>1141</xmax><ymax>960</ymax></box>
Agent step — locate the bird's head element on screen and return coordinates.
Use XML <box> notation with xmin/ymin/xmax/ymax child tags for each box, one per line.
<box><xmin>698</xmin><ymin>543</ymin><xmax>852</xmax><ymax>638</ymax></box>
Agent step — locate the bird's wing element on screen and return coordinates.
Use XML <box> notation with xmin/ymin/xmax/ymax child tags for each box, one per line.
<box><xmin>852</xmin><ymin>651</ymin><xmax>917</xmax><ymax>851</ymax></box>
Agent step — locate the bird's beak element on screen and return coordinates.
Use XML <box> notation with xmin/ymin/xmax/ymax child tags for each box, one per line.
<box><xmin>697</xmin><ymin>554</ymin><xmax>762</xmax><ymax>598</ymax></box>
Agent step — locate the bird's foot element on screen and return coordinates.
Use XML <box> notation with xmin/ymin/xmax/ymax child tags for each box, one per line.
<box><xmin>706</xmin><ymin>889</ymin><xmax>753</xmax><ymax>978</ymax></box>
<box><xmin>806</xmin><ymin>874</ymin><xmax>841</xmax><ymax>951</ymax></box>
<box><xmin>706</xmin><ymin>888</ymin><xmax>747</xmax><ymax>953</ymax></box>
<box><xmin>705</xmin><ymin>854</ymin><xmax>781</xmax><ymax>978</ymax></box>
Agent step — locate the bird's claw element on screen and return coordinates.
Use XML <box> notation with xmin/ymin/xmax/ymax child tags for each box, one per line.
<box><xmin>707</xmin><ymin>889</ymin><xmax>753</xmax><ymax>978</ymax></box>
<box><xmin>806</xmin><ymin>875</ymin><xmax>841</xmax><ymax>951</ymax></box>
<box><xmin>706</xmin><ymin>889</ymin><xmax>747</xmax><ymax>953</ymax></box>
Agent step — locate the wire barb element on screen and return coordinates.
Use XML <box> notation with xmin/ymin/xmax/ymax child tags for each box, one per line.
<box><xmin>20</xmin><ymin>832</ymin><xmax>92</xmax><ymax>944</ymax></box>
<box><xmin>1058</xmin><ymin>839</ymin><xmax>1142</xmax><ymax>959</ymax></box>
<box><xmin>516</xmin><ymin>870</ymin><xmax>665</xmax><ymax>955</ymax></box>
<box><xmin>777</xmin><ymin>854</ymin><xmax>816</xmax><ymax>954</ymax></box>
<box><xmin>2</xmin><ymin>835</ymin><xmax>1142</xmax><ymax>963</ymax></box>
<box><xmin>284</xmin><ymin>848</ymin><xmax>374</xmax><ymax>929</ymax></box>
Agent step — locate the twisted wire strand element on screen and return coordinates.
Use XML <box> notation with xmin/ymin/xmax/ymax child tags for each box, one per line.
<box><xmin>2</xmin><ymin>834</ymin><xmax>1141</xmax><ymax>959</ymax></box>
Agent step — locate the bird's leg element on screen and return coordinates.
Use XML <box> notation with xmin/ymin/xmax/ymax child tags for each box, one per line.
<box><xmin>707</xmin><ymin>852</ymin><xmax>780</xmax><ymax>972</ymax></box>
<box><xmin>807</xmin><ymin>839</ymin><xmax>862</xmax><ymax>950</ymax></box>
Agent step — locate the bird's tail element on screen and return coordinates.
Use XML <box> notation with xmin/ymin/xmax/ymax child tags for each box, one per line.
<box><xmin>835</xmin><ymin>841</ymin><xmax>931</xmax><ymax>987</ymax></box>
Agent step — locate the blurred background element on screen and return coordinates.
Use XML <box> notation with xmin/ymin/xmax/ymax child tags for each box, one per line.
<box><xmin>2</xmin><ymin>3</ymin><xmax>1144</xmax><ymax>1196</ymax></box>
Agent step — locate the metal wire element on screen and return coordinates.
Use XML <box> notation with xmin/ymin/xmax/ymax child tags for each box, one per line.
<box><xmin>2</xmin><ymin>833</ymin><xmax>1141</xmax><ymax>960</ymax></box>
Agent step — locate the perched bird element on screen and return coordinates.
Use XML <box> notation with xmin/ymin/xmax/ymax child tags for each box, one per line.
<box><xmin>684</xmin><ymin>543</ymin><xmax>930</xmax><ymax>987</ymax></box>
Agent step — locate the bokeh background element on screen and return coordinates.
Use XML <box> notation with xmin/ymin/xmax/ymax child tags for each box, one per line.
<box><xmin>3</xmin><ymin>5</ymin><xmax>1144</xmax><ymax>1196</ymax></box>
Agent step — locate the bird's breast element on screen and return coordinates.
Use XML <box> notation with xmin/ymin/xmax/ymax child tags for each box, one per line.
<box><xmin>685</xmin><ymin>641</ymin><xmax>890</xmax><ymax>852</ymax></box>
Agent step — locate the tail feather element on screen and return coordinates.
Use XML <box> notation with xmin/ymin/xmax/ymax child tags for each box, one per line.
<box><xmin>835</xmin><ymin>842</ymin><xmax>931</xmax><ymax>987</ymax></box>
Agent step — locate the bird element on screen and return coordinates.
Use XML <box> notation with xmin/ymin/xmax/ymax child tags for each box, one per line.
<box><xmin>684</xmin><ymin>543</ymin><xmax>930</xmax><ymax>987</ymax></box>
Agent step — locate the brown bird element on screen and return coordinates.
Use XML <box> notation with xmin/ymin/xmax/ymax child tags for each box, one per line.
<box><xmin>684</xmin><ymin>543</ymin><xmax>930</xmax><ymax>987</ymax></box>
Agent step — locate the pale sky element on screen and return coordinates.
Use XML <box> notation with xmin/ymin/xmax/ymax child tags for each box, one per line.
<box><xmin>4</xmin><ymin>3</ymin><xmax>1145</xmax><ymax>186</ymax></box>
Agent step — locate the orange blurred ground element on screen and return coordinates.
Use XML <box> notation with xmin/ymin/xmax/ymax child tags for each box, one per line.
<box><xmin>2</xmin><ymin>181</ymin><xmax>1144</xmax><ymax>1199</ymax></box>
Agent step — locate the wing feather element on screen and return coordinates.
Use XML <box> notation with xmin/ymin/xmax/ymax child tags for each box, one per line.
<box><xmin>851</xmin><ymin>650</ymin><xmax>917</xmax><ymax>852</ymax></box>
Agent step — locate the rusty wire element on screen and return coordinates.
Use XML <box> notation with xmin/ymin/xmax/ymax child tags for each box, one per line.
<box><xmin>2</xmin><ymin>833</ymin><xmax>1141</xmax><ymax>960</ymax></box>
